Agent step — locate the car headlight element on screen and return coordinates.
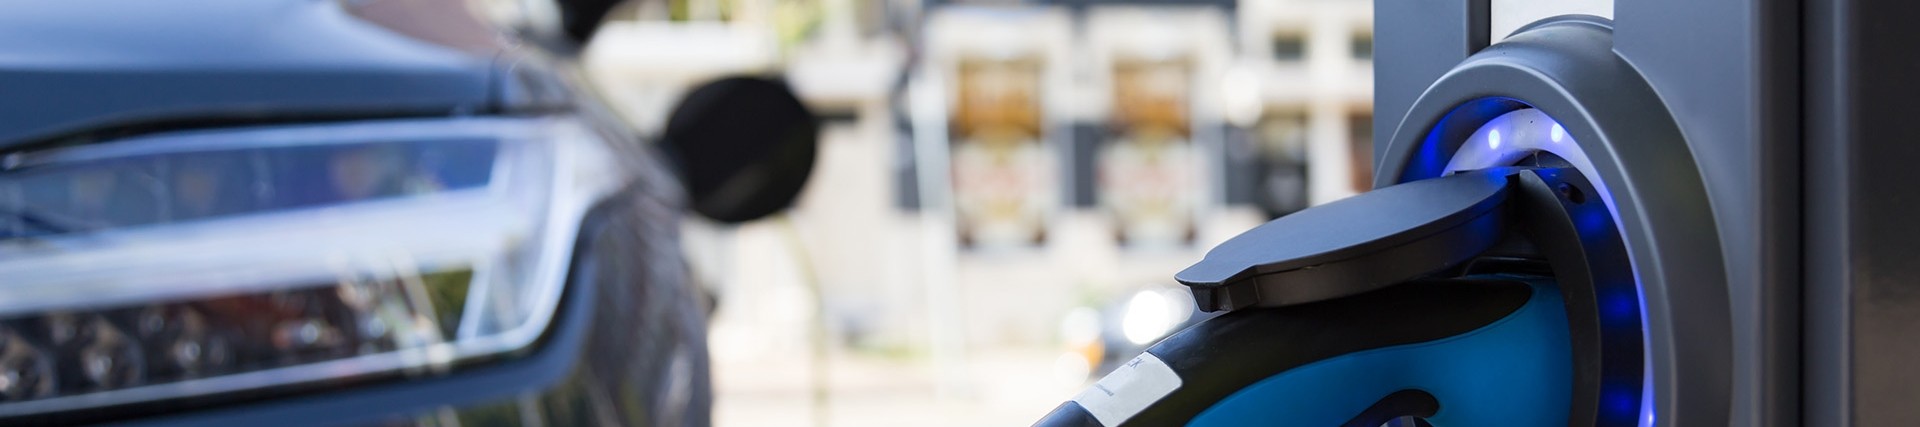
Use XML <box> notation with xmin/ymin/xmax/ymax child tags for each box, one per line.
<box><xmin>0</xmin><ymin>117</ymin><xmax>620</xmax><ymax>414</ymax></box>
<box><xmin>1120</xmin><ymin>288</ymin><xmax>1194</xmax><ymax>346</ymax></box>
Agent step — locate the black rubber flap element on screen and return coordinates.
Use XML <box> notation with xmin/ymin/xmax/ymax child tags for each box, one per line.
<box><xmin>1176</xmin><ymin>169</ymin><xmax>1514</xmax><ymax>311</ymax></box>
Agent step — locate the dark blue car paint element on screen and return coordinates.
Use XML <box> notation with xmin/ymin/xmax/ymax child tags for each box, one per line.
<box><xmin>0</xmin><ymin>0</ymin><xmax>506</xmax><ymax>149</ymax></box>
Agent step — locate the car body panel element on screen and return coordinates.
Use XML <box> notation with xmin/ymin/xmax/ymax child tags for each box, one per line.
<box><xmin>0</xmin><ymin>0</ymin><xmax>506</xmax><ymax>149</ymax></box>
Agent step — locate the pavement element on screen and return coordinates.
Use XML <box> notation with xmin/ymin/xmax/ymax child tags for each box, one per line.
<box><xmin>713</xmin><ymin>348</ymin><xmax>1080</xmax><ymax>427</ymax></box>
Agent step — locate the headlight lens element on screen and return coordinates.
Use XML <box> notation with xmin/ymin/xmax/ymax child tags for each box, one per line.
<box><xmin>0</xmin><ymin>117</ymin><xmax>618</xmax><ymax>414</ymax></box>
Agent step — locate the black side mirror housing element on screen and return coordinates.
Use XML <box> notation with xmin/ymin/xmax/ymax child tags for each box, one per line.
<box><xmin>502</xmin><ymin>0</ymin><xmax>625</xmax><ymax>52</ymax></box>
<box><xmin>553</xmin><ymin>0</ymin><xmax>624</xmax><ymax>45</ymax></box>
<box><xmin>662</xmin><ymin>77</ymin><xmax>819</xmax><ymax>223</ymax></box>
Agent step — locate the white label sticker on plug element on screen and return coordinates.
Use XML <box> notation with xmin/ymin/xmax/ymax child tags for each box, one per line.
<box><xmin>1071</xmin><ymin>353</ymin><xmax>1183</xmax><ymax>426</ymax></box>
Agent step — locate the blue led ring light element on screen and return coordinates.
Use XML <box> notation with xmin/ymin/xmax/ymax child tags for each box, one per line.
<box><xmin>1435</xmin><ymin>105</ymin><xmax>1654</xmax><ymax>427</ymax></box>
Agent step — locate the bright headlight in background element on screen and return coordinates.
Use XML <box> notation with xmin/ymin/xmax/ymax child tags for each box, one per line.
<box><xmin>0</xmin><ymin>118</ymin><xmax>618</xmax><ymax>414</ymax></box>
<box><xmin>1120</xmin><ymin>289</ymin><xmax>1192</xmax><ymax>346</ymax></box>
<box><xmin>1054</xmin><ymin>306</ymin><xmax>1103</xmax><ymax>385</ymax></box>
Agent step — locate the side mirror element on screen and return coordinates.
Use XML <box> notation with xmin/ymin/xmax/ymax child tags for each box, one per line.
<box><xmin>499</xmin><ymin>0</ymin><xmax>625</xmax><ymax>51</ymax></box>
<box><xmin>662</xmin><ymin>77</ymin><xmax>819</xmax><ymax>224</ymax></box>
<box><xmin>552</xmin><ymin>0</ymin><xmax>624</xmax><ymax>45</ymax></box>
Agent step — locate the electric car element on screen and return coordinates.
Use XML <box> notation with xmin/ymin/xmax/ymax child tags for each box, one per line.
<box><xmin>0</xmin><ymin>0</ymin><xmax>815</xmax><ymax>425</ymax></box>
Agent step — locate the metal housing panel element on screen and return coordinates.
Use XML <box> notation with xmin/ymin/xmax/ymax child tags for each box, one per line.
<box><xmin>1612</xmin><ymin>0</ymin><xmax>1801</xmax><ymax>424</ymax></box>
<box><xmin>1805</xmin><ymin>0</ymin><xmax>1920</xmax><ymax>424</ymax></box>
<box><xmin>1370</xmin><ymin>0</ymin><xmax>1486</xmax><ymax>167</ymax></box>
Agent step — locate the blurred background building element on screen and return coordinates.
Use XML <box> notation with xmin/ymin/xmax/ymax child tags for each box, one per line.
<box><xmin>579</xmin><ymin>0</ymin><xmax>1372</xmax><ymax>424</ymax></box>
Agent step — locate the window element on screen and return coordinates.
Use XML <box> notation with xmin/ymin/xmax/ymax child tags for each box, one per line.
<box><xmin>1348</xmin><ymin>112</ymin><xmax>1375</xmax><ymax>192</ymax></box>
<box><xmin>1351</xmin><ymin>33</ymin><xmax>1373</xmax><ymax>61</ymax></box>
<box><xmin>1272</xmin><ymin>32</ymin><xmax>1307</xmax><ymax>61</ymax></box>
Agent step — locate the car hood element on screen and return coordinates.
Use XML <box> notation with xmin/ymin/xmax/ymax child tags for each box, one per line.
<box><xmin>0</xmin><ymin>0</ymin><xmax>518</xmax><ymax>149</ymax></box>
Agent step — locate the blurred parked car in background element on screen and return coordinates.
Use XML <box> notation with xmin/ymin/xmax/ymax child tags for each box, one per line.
<box><xmin>0</xmin><ymin>0</ymin><xmax>815</xmax><ymax>425</ymax></box>
<box><xmin>1057</xmin><ymin>284</ymin><xmax>1218</xmax><ymax>380</ymax></box>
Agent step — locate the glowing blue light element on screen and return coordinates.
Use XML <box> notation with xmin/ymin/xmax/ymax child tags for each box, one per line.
<box><xmin>1416</xmin><ymin>101</ymin><xmax>1656</xmax><ymax>427</ymax></box>
<box><xmin>1577</xmin><ymin>207</ymin><xmax>1612</xmax><ymax>238</ymax></box>
<box><xmin>1603</xmin><ymin>294</ymin><xmax>1640</xmax><ymax>327</ymax></box>
<box><xmin>1606</xmin><ymin>391</ymin><xmax>1637</xmax><ymax>415</ymax></box>
<box><xmin>1643</xmin><ymin>394</ymin><xmax>1656</xmax><ymax>427</ymax></box>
